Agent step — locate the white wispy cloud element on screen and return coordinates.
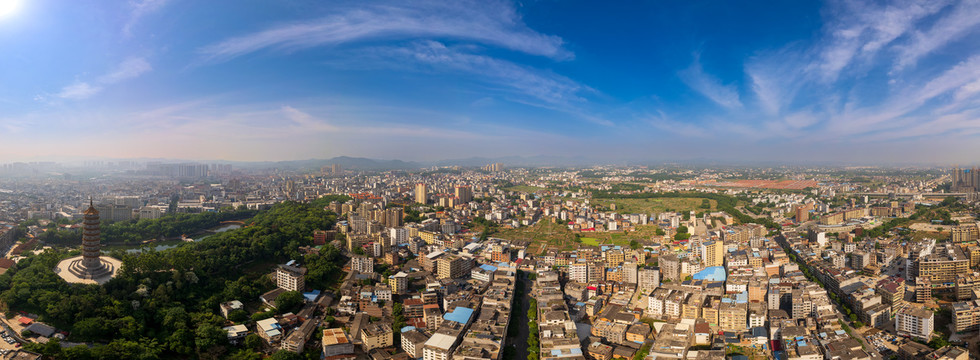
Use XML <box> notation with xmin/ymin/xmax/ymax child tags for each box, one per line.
<box><xmin>894</xmin><ymin>0</ymin><xmax>980</xmax><ymax>70</ymax></box>
<box><xmin>678</xmin><ymin>56</ymin><xmax>742</xmax><ymax>109</ymax></box>
<box><xmin>813</xmin><ymin>0</ymin><xmax>949</xmax><ymax>81</ymax></box>
<box><xmin>51</xmin><ymin>57</ymin><xmax>152</xmax><ymax>100</ymax></box>
<box><xmin>344</xmin><ymin>40</ymin><xmax>608</xmax><ymax>125</ymax></box>
<box><xmin>198</xmin><ymin>0</ymin><xmax>570</xmax><ymax>64</ymax></box>
<box><xmin>404</xmin><ymin>41</ymin><xmax>587</xmax><ymax>105</ymax></box>
<box><xmin>825</xmin><ymin>54</ymin><xmax>980</xmax><ymax>137</ymax></box>
<box><xmin>123</xmin><ymin>0</ymin><xmax>169</xmax><ymax>37</ymax></box>
<box><xmin>99</xmin><ymin>57</ymin><xmax>152</xmax><ymax>83</ymax></box>
<box><xmin>644</xmin><ymin>110</ymin><xmax>709</xmax><ymax>138</ymax></box>
<box><xmin>683</xmin><ymin>0</ymin><xmax>980</xmax><ymax>145</ymax></box>
<box><xmin>745</xmin><ymin>47</ymin><xmax>808</xmax><ymax>116</ymax></box>
<box><xmin>56</xmin><ymin>82</ymin><xmax>103</xmax><ymax>100</ymax></box>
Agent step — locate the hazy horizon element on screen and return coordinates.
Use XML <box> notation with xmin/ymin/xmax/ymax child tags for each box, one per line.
<box><xmin>3</xmin><ymin>0</ymin><xmax>980</xmax><ymax>164</ymax></box>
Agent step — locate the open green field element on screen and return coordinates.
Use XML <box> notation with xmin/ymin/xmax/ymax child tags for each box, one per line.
<box><xmin>495</xmin><ymin>220</ymin><xmax>577</xmax><ymax>253</ymax></box>
<box><xmin>495</xmin><ymin>221</ymin><xmax>660</xmax><ymax>254</ymax></box>
<box><xmin>594</xmin><ymin>197</ymin><xmax>716</xmax><ymax>214</ymax></box>
<box><xmin>912</xmin><ymin>229</ymin><xmax>950</xmax><ymax>242</ymax></box>
<box><xmin>504</xmin><ymin>185</ymin><xmax>548</xmax><ymax>193</ymax></box>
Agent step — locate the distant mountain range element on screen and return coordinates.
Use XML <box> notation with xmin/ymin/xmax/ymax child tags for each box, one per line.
<box><xmin>230</xmin><ymin>156</ymin><xmax>421</xmax><ymax>171</ymax></box>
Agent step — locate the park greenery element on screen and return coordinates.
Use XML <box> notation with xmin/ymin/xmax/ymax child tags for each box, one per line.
<box><xmin>34</xmin><ymin>207</ymin><xmax>259</xmax><ymax>245</ymax></box>
<box><xmin>3</xmin><ymin>197</ymin><xmax>348</xmax><ymax>359</ymax></box>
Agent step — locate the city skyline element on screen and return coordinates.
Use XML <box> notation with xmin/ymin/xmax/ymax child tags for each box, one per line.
<box><xmin>2</xmin><ymin>0</ymin><xmax>980</xmax><ymax>163</ymax></box>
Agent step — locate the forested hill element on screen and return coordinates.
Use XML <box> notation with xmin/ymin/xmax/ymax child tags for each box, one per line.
<box><xmin>0</xmin><ymin>198</ymin><xmax>348</xmax><ymax>359</ymax></box>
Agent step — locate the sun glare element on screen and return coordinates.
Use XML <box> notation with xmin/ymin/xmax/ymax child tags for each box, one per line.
<box><xmin>0</xmin><ymin>0</ymin><xmax>20</xmax><ymax>18</ymax></box>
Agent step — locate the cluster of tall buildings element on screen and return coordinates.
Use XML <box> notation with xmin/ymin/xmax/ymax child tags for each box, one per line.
<box><xmin>951</xmin><ymin>167</ymin><xmax>980</xmax><ymax>192</ymax></box>
<box><xmin>483</xmin><ymin>163</ymin><xmax>504</xmax><ymax>172</ymax></box>
<box><xmin>145</xmin><ymin>162</ymin><xmax>232</xmax><ymax>178</ymax></box>
<box><xmin>414</xmin><ymin>184</ymin><xmax>473</xmax><ymax>207</ymax></box>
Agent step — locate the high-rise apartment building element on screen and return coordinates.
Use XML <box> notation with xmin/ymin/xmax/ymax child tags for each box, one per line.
<box><xmin>570</xmin><ymin>263</ymin><xmax>589</xmax><ymax>283</ymax></box>
<box><xmin>483</xmin><ymin>163</ymin><xmax>504</xmax><ymax>172</ymax></box>
<box><xmin>623</xmin><ymin>261</ymin><xmax>638</xmax><ymax>284</ymax></box>
<box><xmin>701</xmin><ymin>241</ymin><xmax>723</xmax><ymax>267</ymax></box>
<box><xmin>384</xmin><ymin>207</ymin><xmax>403</xmax><ymax>227</ymax></box>
<box><xmin>454</xmin><ymin>185</ymin><xmax>473</xmax><ymax>203</ymax></box>
<box><xmin>638</xmin><ymin>267</ymin><xmax>660</xmax><ymax>291</ymax></box>
<box><xmin>389</xmin><ymin>228</ymin><xmax>408</xmax><ymax>245</ymax></box>
<box><xmin>415</xmin><ymin>183</ymin><xmax>428</xmax><ymax>204</ymax></box>
<box><xmin>660</xmin><ymin>254</ymin><xmax>680</xmax><ymax>282</ymax></box>
<box><xmin>795</xmin><ymin>203</ymin><xmax>812</xmax><ymax>223</ymax></box>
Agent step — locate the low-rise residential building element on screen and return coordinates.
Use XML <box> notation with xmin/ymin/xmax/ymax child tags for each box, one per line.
<box><xmin>360</xmin><ymin>323</ymin><xmax>394</xmax><ymax>351</ymax></box>
<box><xmin>322</xmin><ymin>328</ymin><xmax>355</xmax><ymax>358</ymax></box>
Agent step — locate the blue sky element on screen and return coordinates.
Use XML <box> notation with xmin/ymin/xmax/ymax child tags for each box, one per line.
<box><xmin>2</xmin><ymin>0</ymin><xmax>980</xmax><ymax>163</ymax></box>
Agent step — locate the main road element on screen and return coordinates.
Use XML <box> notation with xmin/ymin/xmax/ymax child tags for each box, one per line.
<box><xmin>509</xmin><ymin>271</ymin><xmax>533</xmax><ymax>360</ymax></box>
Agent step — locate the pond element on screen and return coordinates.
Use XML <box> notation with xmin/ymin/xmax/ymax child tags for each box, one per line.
<box><xmin>111</xmin><ymin>223</ymin><xmax>243</xmax><ymax>253</ymax></box>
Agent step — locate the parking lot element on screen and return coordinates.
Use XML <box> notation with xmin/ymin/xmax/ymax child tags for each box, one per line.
<box><xmin>0</xmin><ymin>328</ymin><xmax>23</xmax><ymax>355</ymax></box>
<box><xmin>864</xmin><ymin>330</ymin><xmax>901</xmax><ymax>357</ymax></box>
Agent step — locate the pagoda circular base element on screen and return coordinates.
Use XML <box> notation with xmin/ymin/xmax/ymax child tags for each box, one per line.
<box><xmin>54</xmin><ymin>255</ymin><xmax>121</xmax><ymax>285</ymax></box>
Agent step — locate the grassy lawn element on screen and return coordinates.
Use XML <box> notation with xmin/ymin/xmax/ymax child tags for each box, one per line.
<box><xmin>594</xmin><ymin>197</ymin><xmax>715</xmax><ymax>214</ymax></box>
<box><xmin>580</xmin><ymin>237</ymin><xmax>600</xmax><ymax>246</ymax></box>
<box><xmin>504</xmin><ymin>185</ymin><xmax>548</xmax><ymax>193</ymax></box>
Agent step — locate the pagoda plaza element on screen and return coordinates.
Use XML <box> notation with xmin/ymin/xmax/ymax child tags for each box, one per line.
<box><xmin>54</xmin><ymin>199</ymin><xmax>121</xmax><ymax>285</ymax></box>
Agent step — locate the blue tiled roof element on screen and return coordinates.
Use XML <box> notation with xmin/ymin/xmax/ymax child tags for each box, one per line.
<box><xmin>444</xmin><ymin>307</ymin><xmax>474</xmax><ymax>324</ymax></box>
<box><xmin>692</xmin><ymin>266</ymin><xmax>726</xmax><ymax>282</ymax></box>
<box><xmin>480</xmin><ymin>264</ymin><xmax>498</xmax><ymax>272</ymax></box>
<box><xmin>303</xmin><ymin>290</ymin><xmax>320</xmax><ymax>302</ymax></box>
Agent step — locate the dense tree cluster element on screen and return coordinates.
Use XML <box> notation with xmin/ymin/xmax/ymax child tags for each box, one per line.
<box><xmin>3</xmin><ymin>200</ymin><xmax>346</xmax><ymax>359</ymax></box>
<box><xmin>37</xmin><ymin>207</ymin><xmax>259</xmax><ymax>245</ymax></box>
